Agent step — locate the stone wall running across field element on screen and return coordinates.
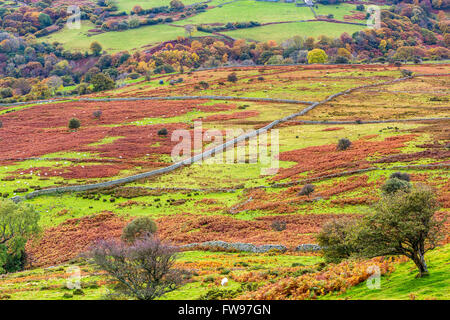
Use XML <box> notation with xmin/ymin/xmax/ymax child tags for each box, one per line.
<box><xmin>13</xmin><ymin>73</ymin><xmax>443</xmax><ymax>202</ymax></box>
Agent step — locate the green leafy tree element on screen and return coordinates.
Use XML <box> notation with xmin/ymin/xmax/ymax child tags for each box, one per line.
<box><xmin>38</xmin><ymin>13</ymin><xmax>52</xmax><ymax>28</ymax></box>
<box><xmin>307</xmin><ymin>49</ymin><xmax>328</xmax><ymax>64</ymax></box>
<box><xmin>90</xmin><ymin>73</ymin><xmax>115</xmax><ymax>92</ymax></box>
<box><xmin>68</xmin><ymin>118</ymin><xmax>81</xmax><ymax>130</ymax></box>
<box><xmin>90</xmin><ymin>41</ymin><xmax>103</xmax><ymax>56</ymax></box>
<box><xmin>319</xmin><ymin>185</ymin><xmax>445</xmax><ymax>278</ymax></box>
<box><xmin>0</xmin><ymin>199</ymin><xmax>40</xmax><ymax>274</ymax></box>
<box><xmin>356</xmin><ymin>185</ymin><xmax>444</xmax><ymax>277</ymax></box>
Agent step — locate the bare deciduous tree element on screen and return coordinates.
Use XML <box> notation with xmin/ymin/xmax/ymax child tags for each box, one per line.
<box><xmin>89</xmin><ymin>236</ymin><xmax>182</xmax><ymax>300</ymax></box>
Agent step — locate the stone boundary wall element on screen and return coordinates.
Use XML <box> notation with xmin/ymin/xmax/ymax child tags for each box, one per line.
<box><xmin>179</xmin><ymin>240</ymin><xmax>322</xmax><ymax>253</ymax></box>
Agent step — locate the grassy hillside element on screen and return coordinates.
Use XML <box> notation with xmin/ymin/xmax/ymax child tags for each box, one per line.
<box><xmin>42</xmin><ymin>2</ymin><xmax>369</xmax><ymax>52</ymax></box>
<box><xmin>322</xmin><ymin>244</ymin><xmax>450</xmax><ymax>300</ymax></box>
<box><xmin>0</xmin><ymin>64</ymin><xmax>448</xmax><ymax>300</ymax></box>
<box><xmin>42</xmin><ymin>22</ymin><xmax>208</xmax><ymax>52</ymax></box>
<box><xmin>173</xmin><ymin>0</ymin><xmax>315</xmax><ymax>24</ymax></box>
<box><xmin>115</xmin><ymin>0</ymin><xmax>201</xmax><ymax>13</ymax></box>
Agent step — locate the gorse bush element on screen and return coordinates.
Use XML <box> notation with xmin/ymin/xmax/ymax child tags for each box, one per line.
<box><xmin>227</xmin><ymin>72</ymin><xmax>238</xmax><ymax>83</ymax></box>
<box><xmin>298</xmin><ymin>184</ymin><xmax>315</xmax><ymax>197</ymax></box>
<box><xmin>121</xmin><ymin>217</ymin><xmax>157</xmax><ymax>243</ymax></box>
<box><xmin>92</xmin><ymin>110</ymin><xmax>102</xmax><ymax>119</ymax></box>
<box><xmin>271</xmin><ymin>220</ymin><xmax>286</xmax><ymax>232</ymax></box>
<box><xmin>68</xmin><ymin>118</ymin><xmax>81</xmax><ymax>130</ymax></box>
<box><xmin>389</xmin><ymin>172</ymin><xmax>410</xmax><ymax>182</ymax></box>
<box><xmin>158</xmin><ymin>128</ymin><xmax>168</xmax><ymax>136</ymax></box>
<box><xmin>381</xmin><ymin>177</ymin><xmax>411</xmax><ymax>195</ymax></box>
<box><xmin>199</xmin><ymin>81</ymin><xmax>209</xmax><ymax>89</ymax></box>
<box><xmin>317</xmin><ymin>218</ymin><xmax>360</xmax><ymax>263</ymax></box>
<box><xmin>337</xmin><ymin>138</ymin><xmax>351</xmax><ymax>151</ymax></box>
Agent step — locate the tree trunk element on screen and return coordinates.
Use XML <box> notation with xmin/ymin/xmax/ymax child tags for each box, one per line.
<box><xmin>412</xmin><ymin>252</ymin><xmax>429</xmax><ymax>278</ymax></box>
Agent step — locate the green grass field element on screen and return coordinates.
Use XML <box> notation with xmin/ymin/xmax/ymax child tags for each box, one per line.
<box><xmin>42</xmin><ymin>22</ymin><xmax>208</xmax><ymax>52</ymax></box>
<box><xmin>42</xmin><ymin>2</ymin><xmax>369</xmax><ymax>52</ymax></box>
<box><xmin>174</xmin><ymin>0</ymin><xmax>315</xmax><ymax>25</ymax></box>
<box><xmin>115</xmin><ymin>0</ymin><xmax>200</xmax><ymax>13</ymax></box>
<box><xmin>222</xmin><ymin>21</ymin><xmax>364</xmax><ymax>42</ymax></box>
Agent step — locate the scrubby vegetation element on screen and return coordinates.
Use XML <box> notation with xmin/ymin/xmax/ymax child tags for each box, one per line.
<box><xmin>0</xmin><ymin>19</ymin><xmax>448</xmax><ymax>300</ymax></box>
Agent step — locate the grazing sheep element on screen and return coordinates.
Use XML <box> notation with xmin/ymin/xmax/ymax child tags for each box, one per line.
<box><xmin>221</xmin><ymin>277</ymin><xmax>228</xmax><ymax>286</ymax></box>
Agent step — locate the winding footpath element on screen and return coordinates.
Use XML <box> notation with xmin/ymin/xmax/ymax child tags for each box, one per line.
<box><xmin>10</xmin><ymin>73</ymin><xmax>449</xmax><ymax>202</ymax></box>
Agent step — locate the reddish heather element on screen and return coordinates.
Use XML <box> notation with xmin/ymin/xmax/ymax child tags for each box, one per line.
<box><xmin>0</xmin><ymin>100</ymin><xmax>234</xmax><ymax>161</ymax></box>
<box><xmin>274</xmin><ymin>134</ymin><xmax>417</xmax><ymax>181</ymax></box>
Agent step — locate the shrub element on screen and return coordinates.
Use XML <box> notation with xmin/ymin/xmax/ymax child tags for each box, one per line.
<box><xmin>199</xmin><ymin>81</ymin><xmax>209</xmax><ymax>89</ymax></box>
<box><xmin>92</xmin><ymin>110</ymin><xmax>102</xmax><ymax>119</ymax></box>
<box><xmin>0</xmin><ymin>88</ymin><xmax>13</xmax><ymax>98</ymax></box>
<box><xmin>389</xmin><ymin>172</ymin><xmax>410</xmax><ymax>182</ymax></box>
<box><xmin>271</xmin><ymin>220</ymin><xmax>286</xmax><ymax>232</ymax></box>
<box><xmin>381</xmin><ymin>178</ymin><xmax>411</xmax><ymax>195</ymax></box>
<box><xmin>0</xmin><ymin>199</ymin><xmax>40</xmax><ymax>274</ymax></box>
<box><xmin>298</xmin><ymin>184</ymin><xmax>315</xmax><ymax>197</ymax></box>
<box><xmin>89</xmin><ymin>236</ymin><xmax>182</xmax><ymax>300</ymax></box>
<box><xmin>121</xmin><ymin>217</ymin><xmax>157</xmax><ymax>243</ymax></box>
<box><xmin>68</xmin><ymin>118</ymin><xmax>81</xmax><ymax>130</ymax></box>
<box><xmin>401</xmin><ymin>69</ymin><xmax>413</xmax><ymax>77</ymax></box>
<box><xmin>337</xmin><ymin>138</ymin><xmax>351</xmax><ymax>151</ymax></box>
<box><xmin>90</xmin><ymin>73</ymin><xmax>115</xmax><ymax>92</ymax></box>
<box><xmin>128</xmin><ymin>73</ymin><xmax>140</xmax><ymax>79</ymax></box>
<box><xmin>158</xmin><ymin>128</ymin><xmax>168</xmax><ymax>136</ymax></box>
<box><xmin>227</xmin><ymin>72</ymin><xmax>238</xmax><ymax>82</ymax></box>
<box><xmin>317</xmin><ymin>218</ymin><xmax>359</xmax><ymax>263</ymax></box>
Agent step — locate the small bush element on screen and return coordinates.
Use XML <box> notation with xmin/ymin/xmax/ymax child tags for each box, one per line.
<box><xmin>271</xmin><ymin>220</ymin><xmax>286</xmax><ymax>231</ymax></box>
<box><xmin>401</xmin><ymin>69</ymin><xmax>413</xmax><ymax>77</ymax></box>
<box><xmin>381</xmin><ymin>178</ymin><xmax>411</xmax><ymax>195</ymax></box>
<box><xmin>390</xmin><ymin>172</ymin><xmax>410</xmax><ymax>182</ymax></box>
<box><xmin>68</xmin><ymin>118</ymin><xmax>81</xmax><ymax>130</ymax></box>
<box><xmin>337</xmin><ymin>138</ymin><xmax>351</xmax><ymax>151</ymax></box>
<box><xmin>122</xmin><ymin>217</ymin><xmax>157</xmax><ymax>243</ymax></box>
<box><xmin>227</xmin><ymin>72</ymin><xmax>238</xmax><ymax>82</ymax></box>
<box><xmin>317</xmin><ymin>218</ymin><xmax>360</xmax><ymax>263</ymax></box>
<box><xmin>298</xmin><ymin>184</ymin><xmax>315</xmax><ymax>197</ymax></box>
<box><xmin>73</xmin><ymin>288</ymin><xmax>85</xmax><ymax>295</ymax></box>
<box><xmin>199</xmin><ymin>81</ymin><xmax>209</xmax><ymax>89</ymax></box>
<box><xmin>158</xmin><ymin>128</ymin><xmax>168</xmax><ymax>136</ymax></box>
<box><xmin>92</xmin><ymin>110</ymin><xmax>102</xmax><ymax>119</ymax></box>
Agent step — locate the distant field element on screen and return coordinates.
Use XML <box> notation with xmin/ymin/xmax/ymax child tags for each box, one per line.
<box><xmin>222</xmin><ymin>21</ymin><xmax>364</xmax><ymax>43</ymax></box>
<box><xmin>174</xmin><ymin>0</ymin><xmax>315</xmax><ymax>25</ymax></box>
<box><xmin>42</xmin><ymin>2</ymin><xmax>371</xmax><ymax>52</ymax></box>
<box><xmin>42</xmin><ymin>22</ymin><xmax>208</xmax><ymax>52</ymax></box>
<box><xmin>115</xmin><ymin>0</ymin><xmax>201</xmax><ymax>13</ymax></box>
